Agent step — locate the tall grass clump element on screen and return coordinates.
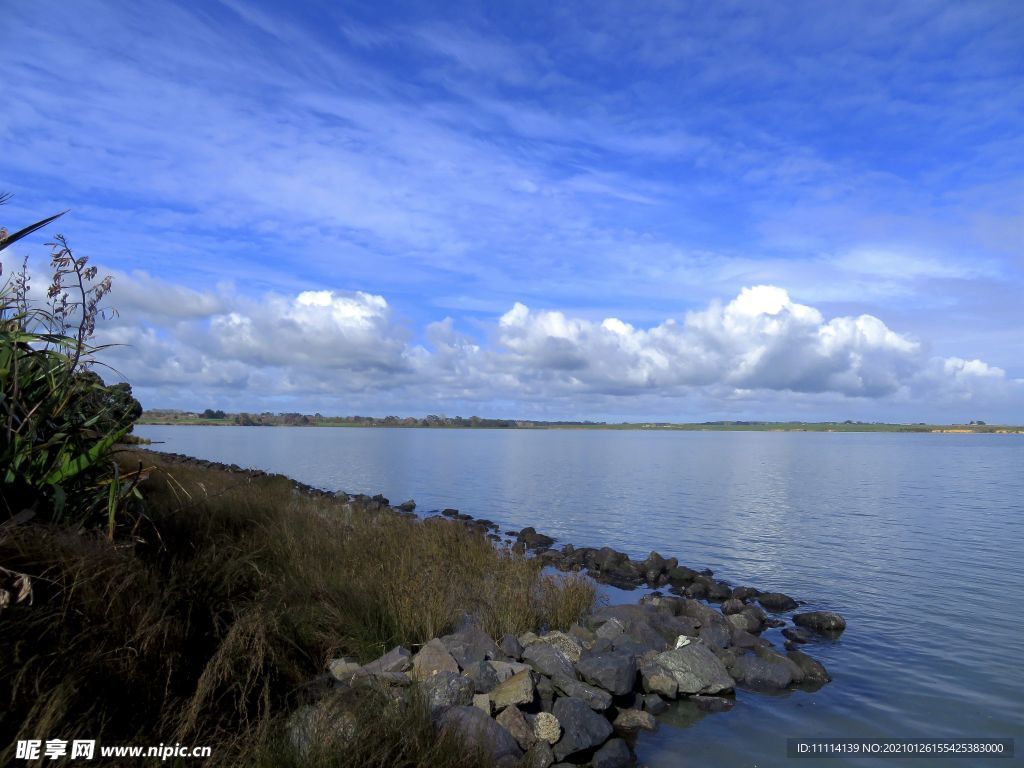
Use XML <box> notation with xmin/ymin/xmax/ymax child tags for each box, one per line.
<box><xmin>1</xmin><ymin>450</ymin><xmax>596</xmax><ymax>765</ymax></box>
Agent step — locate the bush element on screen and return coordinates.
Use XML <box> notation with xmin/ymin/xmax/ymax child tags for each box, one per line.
<box><xmin>0</xmin><ymin>200</ymin><xmax>141</xmax><ymax>530</ymax></box>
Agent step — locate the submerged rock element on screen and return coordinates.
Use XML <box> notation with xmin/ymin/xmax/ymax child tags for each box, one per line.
<box><xmin>758</xmin><ymin>592</ymin><xmax>798</xmax><ymax>612</ymax></box>
<box><xmin>793</xmin><ymin>611</ymin><xmax>847</xmax><ymax>634</ymax></box>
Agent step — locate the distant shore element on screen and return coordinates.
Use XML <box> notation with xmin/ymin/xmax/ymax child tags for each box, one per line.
<box><xmin>137</xmin><ymin>412</ymin><xmax>1024</xmax><ymax>434</ymax></box>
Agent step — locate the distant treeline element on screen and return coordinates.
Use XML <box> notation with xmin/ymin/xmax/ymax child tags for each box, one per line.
<box><xmin>137</xmin><ymin>410</ymin><xmax>1019</xmax><ymax>432</ymax></box>
<box><xmin>139</xmin><ymin>409</ymin><xmax>609</xmax><ymax>429</ymax></box>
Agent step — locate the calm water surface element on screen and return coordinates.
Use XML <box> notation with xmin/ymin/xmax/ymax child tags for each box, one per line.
<box><xmin>135</xmin><ymin>426</ymin><xmax>1024</xmax><ymax>767</ymax></box>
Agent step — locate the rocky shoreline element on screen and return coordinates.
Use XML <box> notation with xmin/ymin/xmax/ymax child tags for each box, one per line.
<box><xmin>143</xmin><ymin>449</ymin><xmax>845</xmax><ymax>767</ymax></box>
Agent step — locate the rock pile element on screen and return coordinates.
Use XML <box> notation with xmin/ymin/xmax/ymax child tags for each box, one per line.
<box><xmin>324</xmin><ymin>594</ymin><xmax>839</xmax><ymax>767</ymax></box>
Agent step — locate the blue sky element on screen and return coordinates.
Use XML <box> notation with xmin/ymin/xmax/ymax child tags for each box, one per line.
<box><xmin>2</xmin><ymin>0</ymin><xmax>1022</xmax><ymax>421</ymax></box>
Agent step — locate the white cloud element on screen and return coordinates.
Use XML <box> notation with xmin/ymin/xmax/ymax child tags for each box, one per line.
<box><xmin>92</xmin><ymin>275</ymin><xmax>1020</xmax><ymax>418</ymax></box>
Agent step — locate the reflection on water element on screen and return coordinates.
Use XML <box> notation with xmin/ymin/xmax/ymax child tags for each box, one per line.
<box><xmin>136</xmin><ymin>426</ymin><xmax>1024</xmax><ymax>767</ymax></box>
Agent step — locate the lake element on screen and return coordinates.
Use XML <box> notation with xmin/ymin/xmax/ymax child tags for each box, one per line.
<box><xmin>135</xmin><ymin>425</ymin><xmax>1023</xmax><ymax>767</ymax></box>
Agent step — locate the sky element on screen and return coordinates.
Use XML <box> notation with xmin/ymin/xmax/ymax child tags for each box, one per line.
<box><xmin>2</xmin><ymin>0</ymin><xmax>1022</xmax><ymax>422</ymax></box>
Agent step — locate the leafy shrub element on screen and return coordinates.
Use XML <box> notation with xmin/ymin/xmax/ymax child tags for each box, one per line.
<box><xmin>0</xmin><ymin>199</ymin><xmax>141</xmax><ymax>530</ymax></box>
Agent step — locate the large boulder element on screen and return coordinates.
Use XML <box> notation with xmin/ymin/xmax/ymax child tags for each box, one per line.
<box><xmin>654</xmin><ymin>643</ymin><xmax>735</xmax><ymax>695</ymax></box>
<box><xmin>438</xmin><ymin>706</ymin><xmax>523</xmax><ymax>763</ymax></box>
<box><xmin>552</xmin><ymin>697</ymin><xmax>614</xmax><ymax>761</ymax></box>
<box><xmin>441</xmin><ymin>625</ymin><xmax>502</xmax><ymax>668</ymax></box>
<box><xmin>523</xmin><ymin>642</ymin><xmax>577</xmax><ymax>680</ymax></box>
<box><xmin>490</xmin><ymin>669</ymin><xmax>536</xmax><ymax>711</ymax></box>
<box><xmin>576</xmin><ymin>653</ymin><xmax>637</xmax><ymax>696</ymax></box>
<box><xmin>411</xmin><ymin>638</ymin><xmax>460</xmax><ymax>681</ymax></box>
<box><xmin>551</xmin><ymin>675</ymin><xmax>613</xmax><ymax>711</ymax></box>
<box><xmin>793</xmin><ymin>611</ymin><xmax>846</xmax><ymax>634</ymax></box>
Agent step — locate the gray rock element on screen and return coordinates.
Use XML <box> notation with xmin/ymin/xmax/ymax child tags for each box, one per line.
<box><xmin>793</xmin><ymin>611</ymin><xmax>847</xmax><ymax>634</ymax></box>
<box><xmin>438</xmin><ymin>706</ymin><xmax>523</xmax><ymax>762</ymax></box>
<box><xmin>721</xmin><ymin>598</ymin><xmax>746</xmax><ymax>615</ymax></box>
<box><xmin>552</xmin><ymin>696</ymin><xmax>614</xmax><ymax>761</ymax></box>
<box><xmin>787</xmin><ymin>648</ymin><xmax>832</xmax><ymax>686</ymax></box>
<box><xmin>489</xmin><ymin>660</ymin><xmax>531</xmax><ymax>682</ymax></box>
<box><xmin>640</xmin><ymin>661</ymin><xmax>679</xmax><ymax>699</ymax></box>
<box><xmin>595</xmin><ymin>617</ymin><xmax>627</xmax><ymax>641</ymax></box>
<box><xmin>575</xmin><ymin>652</ymin><xmax>637</xmax><ymax>696</ymax></box>
<box><xmin>398</xmin><ymin>499</ymin><xmax>416</xmax><ymax>511</ymax></box>
<box><xmin>499</xmin><ymin>633</ymin><xmax>524</xmax><ymax>660</ymax></box>
<box><xmin>782</xmin><ymin>626</ymin><xmax>817</xmax><ymax>644</ymax></box>
<box><xmin>362</xmin><ymin>645</ymin><xmax>411</xmax><ymax>674</ymax></box>
<box><xmin>490</xmin><ymin>669</ymin><xmax>536</xmax><ymax>711</ymax></box>
<box><xmin>441</xmin><ymin>625</ymin><xmax>502</xmax><ymax>668</ymax></box>
<box><xmin>472</xmin><ymin>693</ymin><xmax>492</xmax><ymax>714</ymax></box>
<box><xmin>654</xmin><ymin>643</ymin><xmax>735</xmax><ymax>695</ymax></box>
<box><xmin>411</xmin><ymin>638</ymin><xmax>460</xmax><ymax>681</ymax></box>
<box><xmin>758</xmin><ymin>592</ymin><xmax>798</xmax><ymax>612</ymax></box>
<box><xmin>613</xmin><ymin>708</ymin><xmax>657</xmax><ymax>732</ymax></box>
<box><xmin>592</xmin><ymin>737</ymin><xmax>632</xmax><ymax>768</ymax></box>
<box><xmin>422</xmin><ymin>671</ymin><xmax>474</xmax><ymax>715</ymax></box>
<box><xmin>551</xmin><ymin>674</ymin><xmax>613</xmax><ymax>711</ymax></box>
<box><xmin>535</xmin><ymin>674</ymin><xmax>555</xmax><ymax>712</ymax></box>
<box><xmin>537</xmin><ymin>630</ymin><xmax>583</xmax><ymax>662</ymax></box>
<box><xmin>641</xmin><ymin>693</ymin><xmax>668</xmax><ymax>714</ymax></box>
<box><xmin>523</xmin><ymin>642</ymin><xmax>577</xmax><ymax>680</ymax></box>
<box><xmin>697</xmin><ymin>622</ymin><xmax>731</xmax><ymax>649</ymax></box>
<box><xmin>466</xmin><ymin>660</ymin><xmax>501</xmax><ymax>693</ymax></box>
<box><xmin>496</xmin><ymin>704</ymin><xmax>537</xmax><ymax>751</ymax></box>
<box><xmin>521</xmin><ymin>741</ymin><xmax>555</xmax><ymax>768</ymax></box>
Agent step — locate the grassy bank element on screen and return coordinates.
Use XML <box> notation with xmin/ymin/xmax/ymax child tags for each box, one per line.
<box><xmin>1</xmin><ymin>449</ymin><xmax>595</xmax><ymax>766</ymax></box>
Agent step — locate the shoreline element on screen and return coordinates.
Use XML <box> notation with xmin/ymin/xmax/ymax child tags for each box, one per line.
<box><xmin>138</xmin><ymin>447</ymin><xmax>845</xmax><ymax>758</ymax></box>
<box><xmin>136</xmin><ymin>419</ymin><xmax>1024</xmax><ymax>434</ymax></box>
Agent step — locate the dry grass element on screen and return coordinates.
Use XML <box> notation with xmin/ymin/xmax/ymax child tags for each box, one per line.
<box><xmin>0</xmin><ymin>449</ymin><xmax>595</xmax><ymax>765</ymax></box>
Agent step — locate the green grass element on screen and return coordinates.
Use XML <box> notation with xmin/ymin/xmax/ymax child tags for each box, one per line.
<box><xmin>1</xmin><ymin>449</ymin><xmax>595</xmax><ymax>766</ymax></box>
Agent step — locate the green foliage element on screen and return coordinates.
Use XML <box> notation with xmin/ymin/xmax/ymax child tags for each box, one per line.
<box><xmin>0</xmin><ymin>200</ymin><xmax>142</xmax><ymax>527</ymax></box>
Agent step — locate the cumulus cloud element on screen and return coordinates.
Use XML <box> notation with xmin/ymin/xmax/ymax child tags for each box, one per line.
<box><xmin>493</xmin><ymin>286</ymin><xmax>933</xmax><ymax>398</ymax></box>
<box><xmin>93</xmin><ymin>273</ymin><xmax>1018</xmax><ymax>415</ymax></box>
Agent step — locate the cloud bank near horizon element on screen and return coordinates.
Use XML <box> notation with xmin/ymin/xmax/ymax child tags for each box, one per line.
<box><xmin>82</xmin><ymin>271</ymin><xmax>1017</xmax><ymax>420</ymax></box>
